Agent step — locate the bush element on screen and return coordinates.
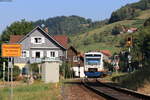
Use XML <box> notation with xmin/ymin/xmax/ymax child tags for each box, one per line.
<box><xmin>112</xmin><ymin>66</ymin><xmax>150</xmax><ymax>90</ymax></box>
<box><xmin>59</xmin><ymin>62</ymin><xmax>74</xmax><ymax>79</ymax></box>
<box><xmin>5</xmin><ymin>65</ymin><xmax>20</xmax><ymax>81</ymax></box>
<box><xmin>29</xmin><ymin>63</ymin><xmax>39</xmax><ymax>74</ymax></box>
<box><xmin>29</xmin><ymin>63</ymin><xmax>41</xmax><ymax>80</ymax></box>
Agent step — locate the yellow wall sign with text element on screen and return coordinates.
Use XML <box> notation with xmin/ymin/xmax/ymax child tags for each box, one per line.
<box><xmin>2</xmin><ymin>44</ymin><xmax>22</xmax><ymax>57</ymax></box>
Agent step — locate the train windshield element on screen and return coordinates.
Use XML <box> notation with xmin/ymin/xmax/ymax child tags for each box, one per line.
<box><xmin>86</xmin><ymin>58</ymin><xmax>100</xmax><ymax>65</ymax></box>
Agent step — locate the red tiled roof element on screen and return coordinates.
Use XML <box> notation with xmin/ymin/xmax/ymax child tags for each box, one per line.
<box><xmin>9</xmin><ymin>35</ymin><xmax>68</xmax><ymax>48</ymax></box>
<box><xmin>53</xmin><ymin>35</ymin><xmax>68</xmax><ymax>48</ymax></box>
<box><xmin>100</xmin><ymin>50</ymin><xmax>112</xmax><ymax>57</ymax></box>
<box><xmin>9</xmin><ymin>35</ymin><xmax>24</xmax><ymax>43</ymax></box>
<box><xmin>129</xmin><ymin>28</ymin><xmax>137</xmax><ymax>31</ymax></box>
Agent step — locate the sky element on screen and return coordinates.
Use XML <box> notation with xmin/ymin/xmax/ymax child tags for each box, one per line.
<box><xmin>0</xmin><ymin>0</ymin><xmax>140</xmax><ymax>34</ymax></box>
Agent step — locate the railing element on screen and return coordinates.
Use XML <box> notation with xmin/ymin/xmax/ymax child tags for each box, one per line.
<box><xmin>29</xmin><ymin>57</ymin><xmax>60</xmax><ymax>64</ymax></box>
<box><xmin>42</xmin><ymin>57</ymin><xmax>60</xmax><ymax>62</ymax></box>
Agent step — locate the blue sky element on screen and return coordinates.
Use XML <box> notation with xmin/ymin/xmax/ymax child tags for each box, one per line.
<box><xmin>0</xmin><ymin>0</ymin><xmax>139</xmax><ymax>34</ymax></box>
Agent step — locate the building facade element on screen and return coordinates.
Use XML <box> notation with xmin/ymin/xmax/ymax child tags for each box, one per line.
<box><xmin>67</xmin><ymin>46</ymin><xmax>84</xmax><ymax>77</ymax></box>
<box><xmin>9</xmin><ymin>26</ymin><xmax>68</xmax><ymax>70</ymax></box>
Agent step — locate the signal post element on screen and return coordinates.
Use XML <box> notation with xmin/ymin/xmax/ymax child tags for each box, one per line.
<box><xmin>126</xmin><ymin>36</ymin><xmax>133</xmax><ymax>72</ymax></box>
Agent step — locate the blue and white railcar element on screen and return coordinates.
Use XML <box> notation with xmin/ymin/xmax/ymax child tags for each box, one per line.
<box><xmin>84</xmin><ymin>52</ymin><xmax>104</xmax><ymax>77</ymax></box>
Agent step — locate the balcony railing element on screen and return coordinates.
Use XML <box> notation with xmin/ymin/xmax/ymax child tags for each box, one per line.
<box><xmin>29</xmin><ymin>57</ymin><xmax>60</xmax><ymax>64</ymax></box>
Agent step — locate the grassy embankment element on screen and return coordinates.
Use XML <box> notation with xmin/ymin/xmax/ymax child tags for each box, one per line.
<box><xmin>0</xmin><ymin>81</ymin><xmax>61</xmax><ymax>100</ymax></box>
<box><xmin>109</xmin><ymin>66</ymin><xmax>150</xmax><ymax>91</ymax></box>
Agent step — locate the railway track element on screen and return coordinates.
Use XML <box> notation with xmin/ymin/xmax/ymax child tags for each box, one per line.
<box><xmin>82</xmin><ymin>78</ymin><xmax>150</xmax><ymax>100</ymax></box>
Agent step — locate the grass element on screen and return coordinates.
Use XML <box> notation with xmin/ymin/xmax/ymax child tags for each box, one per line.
<box><xmin>0</xmin><ymin>81</ymin><xmax>61</xmax><ymax>100</ymax></box>
<box><xmin>69</xmin><ymin>20</ymin><xmax>139</xmax><ymax>54</ymax></box>
<box><xmin>111</xmin><ymin>66</ymin><xmax>150</xmax><ymax>90</ymax></box>
<box><xmin>69</xmin><ymin>9</ymin><xmax>150</xmax><ymax>54</ymax></box>
<box><xmin>103</xmin><ymin>72</ymin><xmax>127</xmax><ymax>82</ymax></box>
<box><xmin>136</xmin><ymin>9</ymin><xmax>150</xmax><ymax>19</ymax></box>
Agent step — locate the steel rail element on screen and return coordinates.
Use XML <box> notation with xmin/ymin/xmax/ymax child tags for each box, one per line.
<box><xmin>96</xmin><ymin>80</ymin><xmax>150</xmax><ymax>100</ymax></box>
<box><xmin>82</xmin><ymin>78</ymin><xmax>144</xmax><ymax>100</ymax></box>
<box><xmin>82</xmin><ymin>79</ymin><xmax>118</xmax><ymax>100</ymax></box>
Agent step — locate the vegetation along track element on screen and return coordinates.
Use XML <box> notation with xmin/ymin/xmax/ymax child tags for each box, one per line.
<box><xmin>82</xmin><ymin>78</ymin><xmax>150</xmax><ymax>100</ymax></box>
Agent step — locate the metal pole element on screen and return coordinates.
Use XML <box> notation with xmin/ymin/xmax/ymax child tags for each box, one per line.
<box><xmin>128</xmin><ymin>47</ymin><xmax>132</xmax><ymax>72</ymax></box>
<box><xmin>10</xmin><ymin>57</ymin><xmax>13</xmax><ymax>100</ymax></box>
<box><xmin>8</xmin><ymin>58</ymin><xmax>10</xmax><ymax>83</ymax></box>
<box><xmin>129</xmin><ymin>47</ymin><xmax>131</xmax><ymax>53</ymax></box>
<box><xmin>3</xmin><ymin>62</ymin><xmax>5</xmax><ymax>82</ymax></box>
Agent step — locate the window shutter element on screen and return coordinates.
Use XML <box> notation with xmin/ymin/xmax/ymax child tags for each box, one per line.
<box><xmin>26</xmin><ymin>51</ymin><xmax>30</xmax><ymax>57</ymax></box>
<box><xmin>31</xmin><ymin>37</ymin><xmax>35</xmax><ymax>43</ymax></box>
<box><xmin>40</xmin><ymin>51</ymin><xmax>44</xmax><ymax>58</ymax></box>
<box><xmin>47</xmin><ymin>51</ymin><xmax>50</xmax><ymax>57</ymax></box>
<box><xmin>32</xmin><ymin>51</ymin><xmax>35</xmax><ymax>58</ymax></box>
<box><xmin>55</xmin><ymin>51</ymin><xmax>58</xmax><ymax>57</ymax></box>
<box><xmin>42</xmin><ymin>37</ymin><xmax>45</xmax><ymax>43</ymax></box>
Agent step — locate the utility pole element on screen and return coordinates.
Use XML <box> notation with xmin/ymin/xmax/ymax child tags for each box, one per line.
<box><xmin>3</xmin><ymin>62</ymin><xmax>6</xmax><ymax>82</ymax></box>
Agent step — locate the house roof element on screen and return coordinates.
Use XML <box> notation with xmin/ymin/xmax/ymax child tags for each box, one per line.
<box><xmin>53</xmin><ymin>35</ymin><xmax>68</xmax><ymax>48</ymax></box>
<box><xmin>9</xmin><ymin>35</ymin><xmax>24</xmax><ymax>43</ymax></box>
<box><xmin>67</xmin><ymin>46</ymin><xmax>78</xmax><ymax>54</ymax></box>
<box><xmin>9</xmin><ymin>26</ymin><xmax>68</xmax><ymax>49</ymax></box>
<box><xmin>100</xmin><ymin>50</ymin><xmax>112</xmax><ymax>57</ymax></box>
<box><xmin>129</xmin><ymin>28</ymin><xmax>137</xmax><ymax>31</ymax></box>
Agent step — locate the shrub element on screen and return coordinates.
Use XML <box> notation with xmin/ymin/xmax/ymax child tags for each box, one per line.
<box><xmin>5</xmin><ymin>65</ymin><xmax>20</xmax><ymax>81</ymax></box>
<box><xmin>59</xmin><ymin>62</ymin><xmax>74</xmax><ymax>79</ymax></box>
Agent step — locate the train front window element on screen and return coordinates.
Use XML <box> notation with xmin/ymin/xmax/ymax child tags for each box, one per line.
<box><xmin>86</xmin><ymin>58</ymin><xmax>100</xmax><ymax>65</ymax></box>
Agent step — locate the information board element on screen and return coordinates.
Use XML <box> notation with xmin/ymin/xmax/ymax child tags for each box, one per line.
<box><xmin>2</xmin><ymin>44</ymin><xmax>22</xmax><ymax>57</ymax></box>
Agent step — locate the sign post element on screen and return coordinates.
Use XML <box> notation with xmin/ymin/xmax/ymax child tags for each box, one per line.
<box><xmin>3</xmin><ymin>62</ymin><xmax>5</xmax><ymax>82</ymax></box>
<box><xmin>1</xmin><ymin>44</ymin><xmax>22</xmax><ymax>100</ymax></box>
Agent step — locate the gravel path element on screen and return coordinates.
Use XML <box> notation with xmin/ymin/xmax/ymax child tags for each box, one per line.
<box><xmin>61</xmin><ymin>81</ymin><xmax>106</xmax><ymax>100</ymax></box>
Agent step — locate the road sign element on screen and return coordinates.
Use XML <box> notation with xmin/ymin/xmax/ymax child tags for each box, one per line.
<box><xmin>2</xmin><ymin>44</ymin><xmax>22</xmax><ymax>57</ymax></box>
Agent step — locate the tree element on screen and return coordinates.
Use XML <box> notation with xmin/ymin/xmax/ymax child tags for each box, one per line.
<box><xmin>112</xmin><ymin>25</ymin><xmax>123</xmax><ymax>35</ymax></box>
<box><xmin>133</xmin><ymin>26</ymin><xmax>150</xmax><ymax>65</ymax></box>
<box><xmin>144</xmin><ymin>17</ymin><xmax>150</xmax><ymax>26</ymax></box>
<box><xmin>0</xmin><ymin>19</ymin><xmax>34</xmax><ymax>42</ymax></box>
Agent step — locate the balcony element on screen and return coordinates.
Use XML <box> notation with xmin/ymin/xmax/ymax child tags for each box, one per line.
<box><xmin>29</xmin><ymin>57</ymin><xmax>60</xmax><ymax>64</ymax></box>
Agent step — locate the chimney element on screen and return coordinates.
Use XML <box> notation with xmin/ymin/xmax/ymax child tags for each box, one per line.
<box><xmin>44</xmin><ymin>27</ymin><xmax>49</xmax><ymax>33</ymax></box>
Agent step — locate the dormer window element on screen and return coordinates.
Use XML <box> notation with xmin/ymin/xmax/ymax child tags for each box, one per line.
<box><xmin>31</xmin><ymin>37</ymin><xmax>45</xmax><ymax>44</ymax></box>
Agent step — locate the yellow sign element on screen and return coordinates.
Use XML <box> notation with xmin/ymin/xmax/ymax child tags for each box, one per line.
<box><xmin>2</xmin><ymin>44</ymin><xmax>22</xmax><ymax>57</ymax></box>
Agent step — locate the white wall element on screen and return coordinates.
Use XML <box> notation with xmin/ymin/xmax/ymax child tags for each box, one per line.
<box><xmin>42</xmin><ymin>62</ymin><xmax>59</xmax><ymax>83</ymax></box>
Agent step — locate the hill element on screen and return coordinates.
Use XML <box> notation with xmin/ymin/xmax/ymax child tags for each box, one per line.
<box><xmin>34</xmin><ymin>15</ymin><xmax>108</xmax><ymax>35</ymax></box>
<box><xmin>69</xmin><ymin>9</ymin><xmax>150</xmax><ymax>54</ymax></box>
<box><xmin>109</xmin><ymin>0</ymin><xmax>150</xmax><ymax>23</ymax></box>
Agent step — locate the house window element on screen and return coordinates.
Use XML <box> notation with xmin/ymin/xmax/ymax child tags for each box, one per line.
<box><xmin>32</xmin><ymin>51</ymin><xmax>44</xmax><ymax>58</ymax></box>
<box><xmin>31</xmin><ymin>37</ymin><xmax>45</xmax><ymax>44</ymax></box>
<box><xmin>22</xmin><ymin>50</ymin><xmax>29</xmax><ymax>58</ymax></box>
<box><xmin>35</xmin><ymin>52</ymin><xmax>41</xmax><ymax>58</ymax></box>
<box><xmin>50</xmin><ymin>51</ymin><xmax>55</xmax><ymax>57</ymax></box>
<box><xmin>35</xmin><ymin>38</ymin><xmax>42</xmax><ymax>43</ymax></box>
<box><xmin>73</xmin><ymin>56</ymin><xmax>78</xmax><ymax>62</ymax></box>
<box><xmin>47</xmin><ymin>51</ymin><xmax>58</xmax><ymax>58</ymax></box>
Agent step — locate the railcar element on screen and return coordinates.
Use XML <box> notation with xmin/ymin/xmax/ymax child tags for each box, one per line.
<box><xmin>84</xmin><ymin>52</ymin><xmax>104</xmax><ymax>77</ymax></box>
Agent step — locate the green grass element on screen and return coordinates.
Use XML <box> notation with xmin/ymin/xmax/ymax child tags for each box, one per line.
<box><xmin>111</xmin><ymin>67</ymin><xmax>150</xmax><ymax>90</ymax></box>
<box><xmin>69</xmin><ymin>20</ymin><xmax>137</xmax><ymax>54</ymax></box>
<box><xmin>0</xmin><ymin>81</ymin><xmax>61</xmax><ymax>100</ymax></box>
<box><xmin>136</xmin><ymin>9</ymin><xmax>150</xmax><ymax>19</ymax></box>
<box><xmin>69</xmin><ymin>9</ymin><xmax>150</xmax><ymax>54</ymax></box>
<box><xmin>103</xmin><ymin>72</ymin><xmax>127</xmax><ymax>82</ymax></box>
